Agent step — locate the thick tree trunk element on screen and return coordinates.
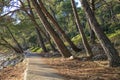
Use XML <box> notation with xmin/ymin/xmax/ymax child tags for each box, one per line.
<box><xmin>80</xmin><ymin>0</ymin><xmax>120</xmax><ymax>67</ymax></box>
<box><xmin>35</xmin><ymin>27</ymin><xmax>48</xmax><ymax>52</ymax></box>
<box><xmin>38</xmin><ymin>0</ymin><xmax>81</xmax><ymax>52</ymax></box>
<box><xmin>27</xmin><ymin>0</ymin><xmax>56</xmax><ymax>52</ymax></box>
<box><xmin>89</xmin><ymin>0</ymin><xmax>96</xmax><ymax>44</ymax></box>
<box><xmin>71</xmin><ymin>0</ymin><xmax>93</xmax><ymax>57</ymax></box>
<box><xmin>89</xmin><ymin>22</ymin><xmax>96</xmax><ymax>44</ymax></box>
<box><xmin>46</xmin><ymin>33</ymin><xmax>58</xmax><ymax>52</ymax></box>
<box><xmin>31</xmin><ymin>0</ymin><xmax>72</xmax><ymax>57</ymax></box>
<box><xmin>6</xmin><ymin>26</ymin><xmax>23</xmax><ymax>53</ymax></box>
<box><xmin>37</xmin><ymin>26</ymin><xmax>57</xmax><ymax>52</ymax></box>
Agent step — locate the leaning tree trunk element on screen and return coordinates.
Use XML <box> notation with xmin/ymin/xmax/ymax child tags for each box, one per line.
<box><xmin>31</xmin><ymin>0</ymin><xmax>72</xmax><ymax>57</ymax></box>
<box><xmin>35</xmin><ymin>27</ymin><xmax>48</xmax><ymax>52</ymax></box>
<box><xmin>80</xmin><ymin>0</ymin><xmax>120</xmax><ymax>67</ymax></box>
<box><xmin>38</xmin><ymin>0</ymin><xmax>81</xmax><ymax>52</ymax></box>
<box><xmin>88</xmin><ymin>20</ymin><xmax>96</xmax><ymax>44</ymax></box>
<box><xmin>1</xmin><ymin>37</ymin><xmax>22</xmax><ymax>53</ymax></box>
<box><xmin>45</xmin><ymin>32</ymin><xmax>58</xmax><ymax>52</ymax></box>
<box><xmin>23</xmin><ymin>0</ymin><xmax>47</xmax><ymax>52</ymax></box>
<box><xmin>26</xmin><ymin>0</ymin><xmax>56</xmax><ymax>52</ymax></box>
<box><xmin>6</xmin><ymin>26</ymin><xmax>23</xmax><ymax>53</ymax></box>
<box><xmin>36</xmin><ymin>26</ymin><xmax>57</xmax><ymax>52</ymax></box>
<box><xmin>71</xmin><ymin>0</ymin><xmax>93</xmax><ymax>57</ymax></box>
<box><xmin>89</xmin><ymin>0</ymin><xmax>96</xmax><ymax>44</ymax></box>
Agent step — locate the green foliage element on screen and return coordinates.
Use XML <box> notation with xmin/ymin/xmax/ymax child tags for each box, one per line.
<box><xmin>30</xmin><ymin>44</ymin><xmax>51</xmax><ymax>53</ymax></box>
<box><xmin>108</xmin><ymin>30</ymin><xmax>120</xmax><ymax>46</ymax></box>
<box><xmin>71</xmin><ymin>34</ymin><xmax>82</xmax><ymax>45</ymax></box>
<box><xmin>108</xmin><ymin>30</ymin><xmax>120</xmax><ymax>40</ymax></box>
<box><xmin>113</xmin><ymin>4</ymin><xmax>120</xmax><ymax>14</ymax></box>
<box><xmin>64</xmin><ymin>42</ymin><xmax>69</xmax><ymax>46</ymax></box>
<box><xmin>28</xmin><ymin>35</ymin><xmax>37</xmax><ymax>44</ymax></box>
<box><xmin>64</xmin><ymin>34</ymin><xmax>83</xmax><ymax>46</ymax></box>
<box><xmin>110</xmin><ymin>23</ymin><xmax>120</xmax><ymax>31</ymax></box>
<box><xmin>116</xmin><ymin>14</ymin><xmax>120</xmax><ymax>19</ymax></box>
<box><xmin>30</xmin><ymin>47</ymin><xmax>43</xmax><ymax>53</ymax></box>
<box><xmin>0</xmin><ymin>0</ymin><xmax>120</xmax><ymax>52</ymax></box>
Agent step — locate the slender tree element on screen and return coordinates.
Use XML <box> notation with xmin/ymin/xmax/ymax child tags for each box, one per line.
<box><xmin>35</xmin><ymin>27</ymin><xmax>48</xmax><ymax>52</ymax></box>
<box><xmin>71</xmin><ymin>0</ymin><xmax>93</xmax><ymax>57</ymax></box>
<box><xmin>0</xmin><ymin>37</ymin><xmax>21</xmax><ymax>53</ymax></box>
<box><xmin>80</xmin><ymin>0</ymin><xmax>120</xmax><ymax>67</ymax></box>
<box><xmin>89</xmin><ymin>0</ymin><xmax>96</xmax><ymax>44</ymax></box>
<box><xmin>20</xmin><ymin>0</ymin><xmax>57</xmax><ymax>52</ymax></box>
<box><xmin>26</xmin><ymin>0</ymin><xmax>47</xmax><ymax>52</ymax></box>
<box><xmin>31</xmin><ymin>0</ymin><xmax>72</xmax><ymax>57</ymax></box>
<box><xmin>38</xmin><ymin>0</ymin><xmax>81</xmax><ymax>52</ymax></box>
<box><xmin>37</xmin><ymin>25</ymin><xmax>57</xmax><ymax>52</ymax></box>
<box><xmin>6</xmin><ymin>26</ymin><xmax>23</xmax><ymax>53</ymax></box>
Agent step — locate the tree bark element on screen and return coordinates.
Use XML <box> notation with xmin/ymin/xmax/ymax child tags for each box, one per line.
<box><xmin>89</xmin><ymin>0</ymin><xmax>96</xmax><ymax>44</ymax></box>
<box><xmin>71</xmin><ymin>0</ymin><xmax>93</xmax><ymax>57</ymax></box>
<box><xmin>38</xmin><ymin>0</ymin><xmax>81</xmax><ymax>52</ymax></box>
<box><xmin>37</xmin><ymin>26</ymin><xmax>57</xmax><ymax>52</ymax></box>
<box><xmin>6</xmin><ymin>26</ymin><xmax>23</xmax><ymax>53</ymax></box>
<box><xmin>80</xmin><ymin>0</ymin><xmax>120</xmax><ymax>67</ymax></box>
<box><xmin>46</xmin><ymin>33</ymin><xmax>58</xmax><ymax>52</ymax></box>
<box><xmin>89</xmin><ymin>21</ymin><xmax>96</xmax><ymax>44</ymax></box>
<box><xmin>31</xmin><ymin>0</ymin><xmax>72</xmax><ymax>57</ymax></box>
<box><xmin>26</xmin><ymin>0</ymin><xmax>57</xmax><ymax>52</ymax></box>
<box><xmin>1</xmin><ymin>37</ymin><xmax>22</xmax><ymax>53</ymax></box>
<box><xmin>35</xmin><ymin>27</ymin><xmax>48</xmax><ymax>52</ymax></box>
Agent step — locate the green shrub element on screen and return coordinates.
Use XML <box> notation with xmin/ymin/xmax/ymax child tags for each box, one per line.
<box><xmin>71</xmin><ymin>34</ymin><xmax>82</xmax><ymax>45</ymax></box>
<box><xmin>36</xmin><ymin>48</ymin><xmax>43</xmax><ymax>53</ymax></box>
<box><xmin>30</xmin><ymin>47</ymin><xmax>35</xmax><ymax>50</ymax></box>
<box><xmin>30</xmin><ymin>47</ymin><xmax>39</xmax><ymax>52</ymax></box>
<box><xmin>108</xmin><ymin>30</ymin><xmax>120</xmax><ymax>46</ymax></box>
<box><xmin>64</xmin><ymin>42</ymin><xmax>69</xmax><ymax>46</ymax></box>
<box><xmin>108</xmin><ymin>30</ymin><xmax>120</xmax><ymax>39</ymax></box>
<box><xmin>30</xmin><ymin>43</ymin><xmax>52</xmax><ymax>53</ymax></box>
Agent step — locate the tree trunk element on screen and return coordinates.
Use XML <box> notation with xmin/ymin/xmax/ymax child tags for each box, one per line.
<box><xmin>36</xmin><ymin>25</ymin><xmax>57</xmax><ymax>52</ymax></box>
<box><xmin>37</xmin><ymin>26</ymin><xmax>57</xmax><ymax>52</ymax></box>
<box><xmin>6</xmin><ymin>26</ymin><xmax>23</xmax><ymax>53</ymax></box>
<box><xmin>1</xmin><ymin>37</ymin><xmax>22</xmax><ymax>53</ymax></box>
<box><xmin>46</xmin><ymin>33</ymin><xmax>58</xmax><ymax>52</ymax></box>
<box><xmin>71</xmin><ymin>0</ymin><xmax>93</xmax><ymax>57</ymax></box>
<box><xmin>80</xmin><ymin>0</ymin><xmax>120</xmax><ymax>67</ymax></box>
<box><xmin>89</xmin><ymin>0</ymin><xmax>96</xmax><ymax>44</ymax></box>
<box><xmin>26</xmin><ymin>0</ymin><xmax>57</xmax><ymax>52</ymax></box>
<box><xmin>35</xmin><ymin>27</ymin><xmax>48</xmax><ymax>52</ymax></box>
<box><xmin>89</xmin><ymin>21</ymin><xmax>96</xmax><ymax>44</ymax></box>
<box><xmin>31</xmin><ymin>0</ymin><xmax>72</xmax><ymax>57</ymax></box>
<box><xmin>38</xmin><ymin>0</ymin><xmax>81</xmax><ymax>52</ymax></box>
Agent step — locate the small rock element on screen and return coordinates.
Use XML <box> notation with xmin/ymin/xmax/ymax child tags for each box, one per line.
<box><xmin>0</xmin><ymin>66</ymin><xmax>3</xmax><ymax>70</ymax></box>
<box><xmin>69</xmin><ymin>56</ymin><xmax>75</xmax><ymax>60</ymax></box>
<box><xmin>2</xmin><ymin>61</ymin><xmax>10</xmax><ymax>67</ymax></box>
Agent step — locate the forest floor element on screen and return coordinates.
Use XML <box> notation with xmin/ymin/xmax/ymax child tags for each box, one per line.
<box><xmin>0</xmin><ymin>60</ymin><xmax>26</xmax><ymax>80</ymax></box>
<box><xmin>0</xmin><ymin>45</ymin><xmax>120</xmax><ymax>80</ymax></box>
<box><xmin>41</xmin><ymin>45</ymin><xmax>120</xmax><ymax>80</ymax></box>
<box><xmin>0</xmin><ymin>54</ymin><xmax>120</xmax><ymax>80</ymax></box>
<box><xmin>43</xmin><ymin>58</ymin><xmax>120</xmax><ymax>80</ymax></box>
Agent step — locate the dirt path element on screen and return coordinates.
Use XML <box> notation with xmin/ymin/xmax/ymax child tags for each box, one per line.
<box><xmin>25</xmin><ymin>53</ymin><xmax>65</xmax><ymax>80</ymax></box>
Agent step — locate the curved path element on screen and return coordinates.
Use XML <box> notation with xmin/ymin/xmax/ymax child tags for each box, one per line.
<box><xmin>24</xmin><ymin>53</ymin><xmax>65</xmax><ymax>80</ymax></box>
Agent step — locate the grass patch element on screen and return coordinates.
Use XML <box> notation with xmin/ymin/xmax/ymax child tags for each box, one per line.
<box><xmin>30</xmin><ymin>44</ymin><xmax>52</xmax><ymax>53</ymax></box>
<box><xmin>30</xmin><ymin>47</ymin><xmax>42</xmax><ymax>52</ymax></box>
